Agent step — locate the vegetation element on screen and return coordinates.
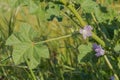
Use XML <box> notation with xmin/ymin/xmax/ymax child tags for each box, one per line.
<box><xmin>0</xmin><ymin>0</ymin><xmax>120</xmax><ymax>80</ymax></box>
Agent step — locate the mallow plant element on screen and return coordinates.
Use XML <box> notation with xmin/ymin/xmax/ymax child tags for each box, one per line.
<box><xmin>0</xmin><ymin>0</ymin><xmax>120</xmax><ymax>80</ymax></box>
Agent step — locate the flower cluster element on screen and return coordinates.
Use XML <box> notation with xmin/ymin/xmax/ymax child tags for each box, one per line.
<box><xmin>80</xmin><ymin>25</ymin><xmax>105</xmax><ymax>57</ymax></box>
<box><xmin>93</xmin><ymin>43</ymin><xmax>105</xmax><ymax>57</ymax></box>
<box><xmin>80</xmin><ymin>25</ymin><xmax>93</xmax><ymax>39</ymax></box>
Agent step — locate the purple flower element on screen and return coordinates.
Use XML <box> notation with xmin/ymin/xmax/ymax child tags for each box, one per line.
<box><xmin>93</xmin><ymin>43</ymin><xmax>104</xmax><ymax>57</ymax></box>
<box><xmin>110</xmin><ymin>76</ymin><xmax>114</xmax><ymax>80</ymax></box>
<box><xmin>80</xmin><ymin>25</ymin><xmax>93</xmax><ymax>39</ymax></box>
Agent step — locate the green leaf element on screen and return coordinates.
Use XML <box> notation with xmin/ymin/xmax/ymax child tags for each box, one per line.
<box><xmin>37</xmin><ymin>5</ymin><xmax>48</xmax><ymax>21</ymax></box>
<box><xmin>29</xmin><ymin>0</ymin><xmax>38</xmax><ymax>14</ymax></box>
<box><xmin>29</xmin><ymin>2</ymin><xmax>61</xmax><ymax>21</ymax></box>
<box><xmin>81</xmin><ymin>0</ymin><xmax>98</xmax><ymax>13</ymax></box>
<box><xmin>80</xmin><ymin>0</ymin><xmax>117</xmax><ymax>23</ymax></box>
<box><xmin>78</xmin><ymin>43</ymin><xmax>92</xmax><ymax>63</ymax></box>
<box><xmin>104</xmin><ymin>0</ymin><xmax>113</xmax><ymax>5</ymax></box>
<box><xmin>114</xmin><ymin>44</ymin><xmax>120</xmax><ymax>53</ymax></box>
<box><xmin>6</xmin><ymin>23</ymin><xmax>49</xmax><ymax>69</ymax></box>
<box><xmin>75</xmin><ymin>0</ymin><xmax>84</xmax><ymax>3</ymax></box>
<box><xmin>27</xmin><ymin>1</ymin><xmax>48</xmax><ymax>21</ymax></box>
<box><xmin>46</xmin><ymin>2</ymin><xmax>60</xmax><ymax>16</ymax></box>
<box><xmin>94</xmin><ymin>7</ymin><xmax>116</xmax><ymax>23</ymax></box>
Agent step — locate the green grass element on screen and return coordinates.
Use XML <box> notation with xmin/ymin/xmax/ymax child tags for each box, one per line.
<box><xmin>0</xmin><ymin>0</ymin><xmax>120</xmax><ymax>80</ymax></box>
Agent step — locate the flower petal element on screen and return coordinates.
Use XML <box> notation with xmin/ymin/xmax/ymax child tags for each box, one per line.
<box><xmin>80</xmin><ymin>25</ymin><xmax>93</xmax><ymax>39</ymax></box>
<box><xmin>93</xmin><ymin>43</ymin><xmax>105</xmax><ymax>57</ymax></box>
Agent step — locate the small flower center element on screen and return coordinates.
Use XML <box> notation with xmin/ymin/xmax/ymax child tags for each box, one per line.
<box><xmin>82</xmin><ymin>30</ymin><xmax>87</xmax><ymax>35</ymax></box>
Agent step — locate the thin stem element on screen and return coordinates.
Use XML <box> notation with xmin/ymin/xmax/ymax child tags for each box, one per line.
<box><xmin>0</xmin><ymin>64</ymin><xmax>28</xmax><ymax>69</ymax></box>
<box><xmin>1</xmin><ymin>67</ymin><xmax>9</xmax><ymax>80</ymax></box>
<box><xmin>0</xmin><ymin>56</ymin><xmax>12</xmax><ymax>63</ymax></box>
<box><xmin>35</xmin><ymin>34</ymin><xmax>71</xmax><ymax>44</ymax></box>
<box><xmin>26</xmin><ymin>60</ymin><xmax>36</xmax><ymax>80</ymax></box>
<box><xmin>67</xmin><ymin>4</ymin><xmax>86</xmax><ymax>27</ymax></box>
<box><xmin>59</xmin><ymin>68</ymin><xmax>64</xmax><ymax>80</ymax></box>
<box><xmin>63</xmin><ymin>65</ymin><xmax>75</xmax><ymax>70</ymax></box>
<box><xmin>60</xmin><ymin>0</ymin><xmax>86</xmax><ymax>26</ymax></box>
<box><xmin>29</xmin><ymin>68</ymin><xmax>36</xmax><ymax>80</ymax></box>
<box><xmin>39</xmin><ymin>72</ymin><xmax>44</xmax><ymax>80</ymax></box>
<box><xmin>91</xmin><ymin>12</ymin><xmax>98</xmax><ymax>24</ymax></box>
<box><xmin>104</xmin><ymin>56</ymin><xmax>119</xmax><ymax>80</ymax></box>
<box><xmin>92</xmin><ymin>32</ymin><xmax>105</xmax><ymax>47</ymax></box>
<box><xmin>23</xmin><ymin>68</ymin><xmax>32</xmax><ymax>79</ymax></box>
<box><xmin>91</xmin><ymin>12</ymin><xmax>110</xmax><ymax>39</ymax></box>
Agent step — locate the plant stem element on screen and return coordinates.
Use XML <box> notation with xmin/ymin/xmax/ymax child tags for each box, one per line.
<box><xmin>63</xmin><ymin>65</ymin><xmax>75</xmax><ymax>70</ymax></box>
<box><xmin>60</xmin><ymin>0</ymin><xmax>119</xmax><ymax>80</ymax></box>
<box><xmin>92</xmin><ymin>32</ymin><xmax>105</xmax><ymax>47</ymax></box>
<box><xmin>104</xmin><ymin>55</ymin><xmax>119</xmax><ymax>80</ymax></box>
<box><xmin>1</xmin><ymin>67</ymin><xmax>9</xmax><ymax>80</ymax></box>
<box><xmin>26</xmin><ymin>60</ymin><xmax>36</xmax><ymax>80</ymax></box>
<box><xmin>35</xmin><ymin>34</ymin><xmax>71</xmax><ymax>44</ymax></box>
<box><xmin>67</xmin><ymin>4</ymin><xmax>86</xmax><ymax>27</ymax></box>
<box><xmin>0</xmin><ymin>64</ymin><xmax>28</xmax><ymax>69</ymax></box>
<box><xmin>29</xmin><ymin>69</ymin><xmax>36</xmax><ymax>80</ymax></box>
<box><xmin>0</xmin><ymin>56</ymin><xmax>12</xmax><ymax>63</ymax></box>
<box><xmin>60</xmin><ymin>0</ymin><xmax>86</xmax><ymax>27</ymax></box>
